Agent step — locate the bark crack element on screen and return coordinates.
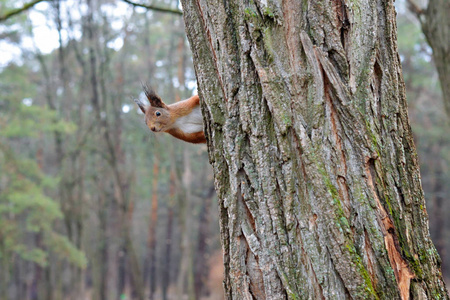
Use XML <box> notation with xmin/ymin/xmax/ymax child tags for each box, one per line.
<box><xmin>326</xmin><ymin>246</ymin><xmax>352</xmax><ymax>299</ymax></box>
<box><xmin>246</xmin><ymin>243</ymin><xmax>264</xmax><ymax>300</ymax></box>
<box><xmin>323</xmin><ymin>69</ymin><xmax>351</xmax><ymax>218</ymax></box>
<box><xmin>305</xmin><ymin>244</ymin><xmax>326</xmax><ymax>300</ymax></box>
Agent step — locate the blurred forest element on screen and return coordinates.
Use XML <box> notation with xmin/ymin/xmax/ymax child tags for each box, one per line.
<box><xmin>0</xmin><ymin>0</ymin><xmax>448</xmax><ymax>300</ymax></box>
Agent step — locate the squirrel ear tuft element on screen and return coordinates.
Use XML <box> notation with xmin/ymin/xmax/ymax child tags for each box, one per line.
<box><xmin>143</xmin><ymin>86</ymin><xmax>167</xmax><ymax>108</ymax></box>
<box><xmin>134</xmin><ymin>98</ymin><xmax>146</xmax><ymax>114</ymax></box>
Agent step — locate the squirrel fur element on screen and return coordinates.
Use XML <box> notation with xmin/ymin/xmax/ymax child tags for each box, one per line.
<box><xmin>135</xmin><ymin>87</ymin><xmax>206</xmax><ymax>144</ymax></box>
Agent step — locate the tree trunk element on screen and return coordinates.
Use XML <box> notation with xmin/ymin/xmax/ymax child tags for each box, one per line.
<box><xmin>194</xmin><ymin>186</ymin><xmax>215</xmax><ymax>298</ymax></box>
<box><xmin>420</xmin><ymin>0</ymin><xmax>450</xmax><ymax>118</ymax></box>
<box><xmin>181</xmin><ymin>0</ymin><xmax>448</xmax><ymax>299</ymax></box>
<box><xmin>145</xmin><ymin>159</ymin><xmax>159</xmax><ymax>300</ymax></box>
<box><xmin>430</xmin><ymin>143</ymin><xmax>446</xmax><ymax>273</ymax></box>
<box><xmin>162</xmin><ymin>168</ymin><xmax>177</xmax><ymax>300</ymax></box>
<box><xmin>176</xmin><ymin>149</ymin><xmax>196</xmax><ymax>300</ymax></box>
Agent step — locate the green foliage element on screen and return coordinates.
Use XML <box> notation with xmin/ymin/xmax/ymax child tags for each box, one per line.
<box><xmin>0</xmin><ymin>63</ymin><xmax>86</xmax><ymax>269</ymax></box>
<box><xmin>0</xmin><ymin>142</ymin><xmax>87</xmax><ymax>268</ymax></box>
<box><xmin>1</xmin><ymin>105</ymin><xmax>77</xmax><ymax>138</ymax></box>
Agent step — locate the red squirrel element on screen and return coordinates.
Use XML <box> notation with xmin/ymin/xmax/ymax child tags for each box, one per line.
<box><xmin>134</xmin><ymin>87</ymin><xmax>206</xmax><ymax>144</ymax></box>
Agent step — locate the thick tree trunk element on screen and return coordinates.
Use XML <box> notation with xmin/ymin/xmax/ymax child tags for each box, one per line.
<box><xmin>181</xmin><ymin>0</ymin><xmax>448</xmax><ymax>299</ymax></box>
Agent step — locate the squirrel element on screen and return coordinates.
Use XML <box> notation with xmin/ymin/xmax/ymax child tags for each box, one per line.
<box><xmin>134</xmin><ymin>87</ymin><xmax>206</xmax><ymax>144</ymax></box>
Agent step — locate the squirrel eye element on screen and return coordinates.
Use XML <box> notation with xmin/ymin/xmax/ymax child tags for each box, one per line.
<box><xmin>155</xmin><ymin>111</ymin><xmax>161</xmax><ymax>117</ymax></box>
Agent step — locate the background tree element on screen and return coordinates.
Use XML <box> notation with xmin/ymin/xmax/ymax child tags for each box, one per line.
<box><xmin>181</xmin><ymin>0</ymin><xmax>448</xmax><ymax>298</ymax></box>
<box><xmin>394</xmin><ymin>0</ymin><xmax>450</xmax><ymax>282</ymax></box>
<box><xmin>405</xmin><ymin>0</ymin><xmax>450</xmax><ymax>118</ymax></box>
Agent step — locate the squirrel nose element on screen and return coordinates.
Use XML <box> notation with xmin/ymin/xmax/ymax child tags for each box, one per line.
<box><xmin>151</xmin><ymin>126</ymin><xmax>156</xmax><ymax>132</ymax></box>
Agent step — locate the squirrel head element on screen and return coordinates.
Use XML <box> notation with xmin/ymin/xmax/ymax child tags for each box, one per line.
<box><xmin>135</xmin><ymin>87</ymin><xmax>172</xmax><ymax>133</ymax></box>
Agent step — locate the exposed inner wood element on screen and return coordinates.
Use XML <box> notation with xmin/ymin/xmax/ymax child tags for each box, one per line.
<box><xmin>365</xmin><ymin>157</ymin><xmax>415</xmax><ymax>300</ymax></box>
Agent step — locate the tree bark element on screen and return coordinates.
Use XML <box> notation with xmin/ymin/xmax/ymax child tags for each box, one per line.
<box><xmin>181</xmin><ymin>0</ymin><xmax>448</xmax><ymax>299</ymax></box>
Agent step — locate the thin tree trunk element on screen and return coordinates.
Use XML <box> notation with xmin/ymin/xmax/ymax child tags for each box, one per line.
<box><xmin>181</xmin><ymin>0</ymin><xmax>448</xmax><ymax>299</ymax></box>
<box><xmin>407</xmin><ymin>0</ymin><xmax>450</xmax><ymax>118</ymax></box>
<box><xmin>98</xmin><ymin>192</ymin><xmax>109</xmax><ymax>300</ymax></box>
<box><xmin>430</xmin><ymin>142</ymin><xmax>446</xmax><ymax>274</ymax></box>
<box><xmin>176</xmin><ymin>149</ymin><xmax>196</xmax><ymax>300</ymax></box>
<box><xmin>0</xmin><ymin>238</ymin><xmax>8</xmax><ymax>300</ymax></box>
<box><xmin>194</xmin><ymin>186</ymin><xmax>215</xmax><ymax>299</ymax></box>
<box><xmin>420</xmin><ymin>0</ymin><xmax>450</xmax><ymax>118</ymax></box>
<box><xmin>145</xmin><ymin>159</ymin><xmax>159</xmax><ymax>300</ymax></box>
<box><xmin>162</xmin><ymin>168</ymin><xmax>177</xmax><ymax>300</ymax></box>
<box><xmin>117</xmin><ymin>240</ymin><xmax>128</xmax><ymax>300</ymax></box>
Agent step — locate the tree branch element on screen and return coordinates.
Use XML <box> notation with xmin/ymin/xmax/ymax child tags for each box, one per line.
<box><xmin>121</xmin><ymin>0</ymin><xmax>182</xmax><ymax>15</ymax></box>
<box><xmin>405</xmin><ymin>0</ymin><xmax>425</xmax><ymax>19</ymax></box>
<box><xmin>0</xmin><ymin>0</ymin><xmax>182</xmax><ymax>23</ymax></box>
<box><xmin>0</xmin><ymin>0</ymin><xmax>48</xmax><ymax>22</ymax></box>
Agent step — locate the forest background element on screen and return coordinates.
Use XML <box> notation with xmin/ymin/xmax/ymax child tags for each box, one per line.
<box><xmin>0</xmin><ymin>0</ymin><xmax>448</xmax><ymax>299</ymax></box>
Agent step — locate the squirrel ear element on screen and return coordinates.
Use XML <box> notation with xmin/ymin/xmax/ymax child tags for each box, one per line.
<box><xmin>134</xmin><ymin>98</ymin><xmax>146</xmax><ymax>114</ymax></box>
<box><xmin>143</xmin><ymin>86</ymin><xmax>167</xmax><ymax>109</ymax></box>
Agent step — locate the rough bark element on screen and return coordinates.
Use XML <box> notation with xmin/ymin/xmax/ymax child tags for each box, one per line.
<box><xmin>181</xmin><ymin>0</ymin><xmax>448</xmax><ymax>299</ymax></box>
